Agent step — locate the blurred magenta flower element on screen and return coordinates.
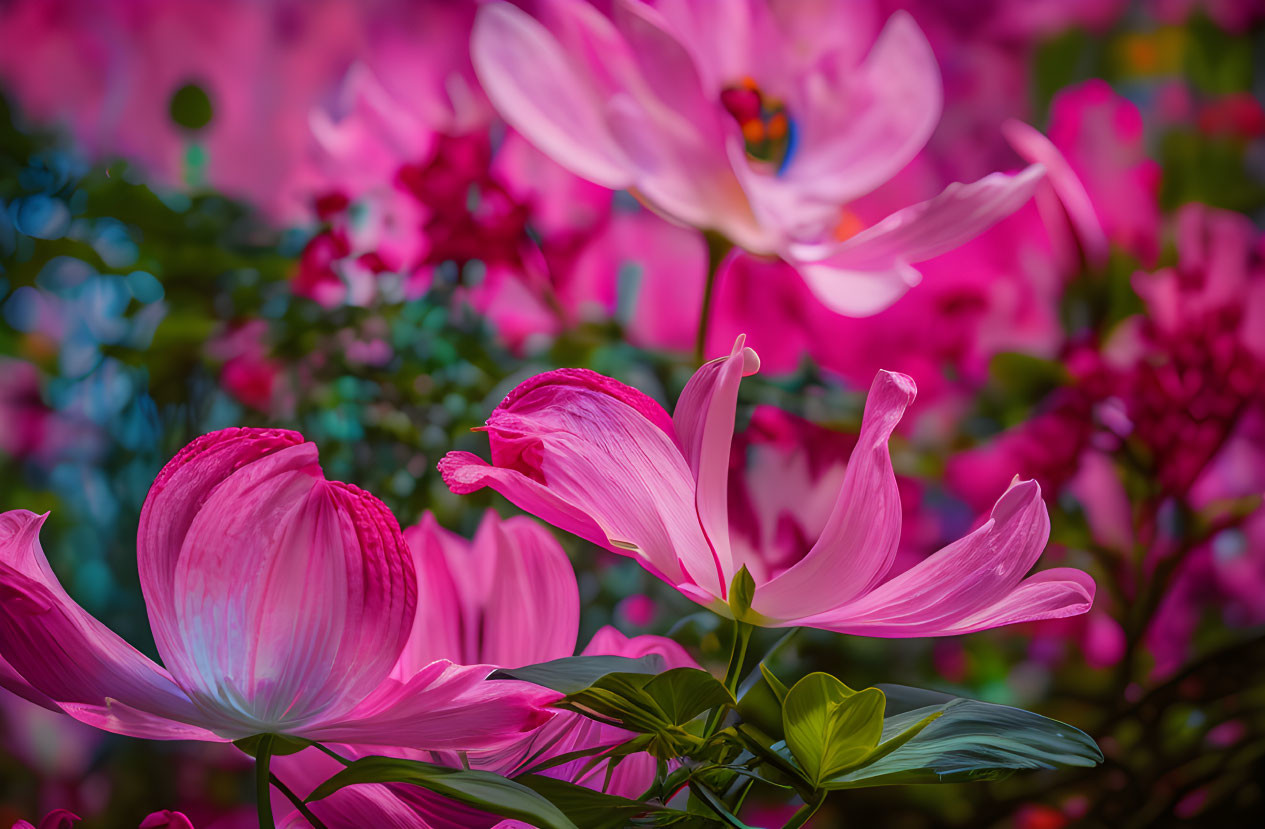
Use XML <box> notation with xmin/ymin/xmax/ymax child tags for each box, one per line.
<box><xmin>441</xmin><ymin>337</ymin><xmax>1094</xmax><ymax>635</ymax></box>
<box><xmin>471</xmin><ymin>0</ymin><xmax>1044</xmax><ymax>316</ymax></box>
<box><xmin>0</xmin><ymin>428</ymin><xmax>551</xmax><ymax>750</ymax></box>
<box><xmin>1004</xmin><ymin>80</ymin><xmax>1162</xmax><ymax>271</ymax></box>
<box><xmin>10</xmin><ymin>811</ymin><xmax>78</xmax><ymax>829</ymax></box>
<box><xmin>138</xmin><ymin>812</ymin><xmax>195</xmax><ymax>829</ymax></box>
<box><xmin>275</xmin><ymin>511</ymin><xmax>697</xmax><ymax>825</ymax></box>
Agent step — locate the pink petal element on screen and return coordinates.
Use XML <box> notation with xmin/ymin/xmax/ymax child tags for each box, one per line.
<box><xmin>443</xmin><ymin>369</ymin><xmax>723</xmax><ymax>596</ymax></box>
<box><xmin>1003</xmin><ymin>119</ymin><xmax>1109</xmax><ymax>267</ymax></box>
<box><xmin>788</xmin><ymin>166</ymin><xmax>1046</xmax><ymax>315</ymax></box>
<box><xmin>754</xmin><ymin>371</ymin><xmax>915</xmax><ymax>621</ymax></box>
<box><xmin>480</xmin><ymin>515</ymin><xmax>579</xmax><ymax>668</ymax></box>
<box><xmin>785</xmin><ymin>12</ymin><xmax>942</xmax><ymax>205</ymax></box>
<box><xmin>471</xmin><ymin>2</ymin><xmax>630</xmax><ymax>188</ymax></box>
<box><xmin>0</xmin><ymin>510</ymin><xmax>218</xmax><ymax>740</ymax></box>
<box><xmin>137</xmin><ymin>427</ymin><xmax>307</xmax><ymax>681</ymax></box>
<box><xmin>138</xmin><ymin>811</ymin><xmax>195</xmax><ymax>829</ymax></box>
<box><xmin>791</xmin><ymin>258</ymin><xmax>923</xmax><ymax>316</ymax></box>
<box><xmin>801</xmin><ymin>480</ymin><xmax>1093</xmax><ymax>635</ymax></box>
<box><xmin>403</xmin><ymin>511</ymin><xmax>579</xmax><ymax>671</ymax></box>
<box><xmin>306</xmin><ymin>660</ymin><xmax>555</xmax><ymax>752</ymax></box>
<box><xmin>144</xmin><ymin>430</ymin><xmax>415</xmax><ymax>734</ymax></box>
<box><xmin>396</xmin><ymin>513</ymin><xmax>466</xmax><ymax>676</ymax></box>
<box><xmin>672</xmin><ymin>336</ymin><xmax>761</xmax><ymax>595</ymax></box>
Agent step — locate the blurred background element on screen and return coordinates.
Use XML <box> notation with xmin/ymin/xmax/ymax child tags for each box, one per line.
<box><xmin>0</xmin><ymin>0</ymin><xmax>1263</xmax><ymax>826</ymax></box>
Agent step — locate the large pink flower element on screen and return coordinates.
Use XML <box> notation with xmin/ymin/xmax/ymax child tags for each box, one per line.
<box><xmin>472</xmin><ymin>0</ymin><xmax>1044</xmax><ymax>316</ymax></box>
<box><xmin>0</xmin><ymin>428</ymin><xmax>551</xmax><ymax>750</ymax></box>
<box><xmin>441</xmin><ymin>337</ymin><xmax>1095</xmax><ymax>636</ymax></box>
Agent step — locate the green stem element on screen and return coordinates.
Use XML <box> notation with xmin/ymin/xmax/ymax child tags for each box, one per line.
<box><xmin>704</xmin><ymin>619</ymin><xmax>754</xmax><ymax>738</ymax></box>
<box><xmin>783</xmin><ymin>793</ymin><xmax>826</xmax><ymax>829</ymax></box>
<box><xmin>256</xmin><ymin>734</ymin><xmax>275</xmax><ymax>829</ymax></box>
<box><xmin>270</xmin><ymin>772</ymin><xmax>329</xmax><ymax>829</ymax></box>
<box><xmin>694</xmin><ymin>231</ymin><xmax>733</xmax><ymax>364</ymax></box>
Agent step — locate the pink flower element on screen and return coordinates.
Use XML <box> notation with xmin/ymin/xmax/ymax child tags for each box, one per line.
<box><xmin>0</xmin><ymin>428</ymin><xmax>551</xmax><ymax>750</ymax></box>
<box><xmin>1004</xmin><ymin>80</ymin><xmax>1162</xmax><ymax>270</ymax></box>
<box><xmin>10</xmin><ymin>811</ymin><xmax>78</xmax><ymax>829</ymax></box>
<box><xmin>441</xmin><ymin>337</ymin><xmax>1094</xmax><ymax>636</ymax></box>
<box><xmin>471</xmin><ymin>0</ymin><xmax>1044</xmax><ymax>317</ymax></box>
<box><xmin>275</xmin><ymin>511</ymin><xmax>697</xmax><ymax>826</ymax></box>
<box><xmin>138</xmin><ymin>812</ymin><xmax>195</xmax><ymax>829</ymax></box>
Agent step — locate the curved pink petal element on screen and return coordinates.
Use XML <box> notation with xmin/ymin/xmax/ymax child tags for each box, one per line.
<box><xmin>798</xmin><ymin>480</ymin><xmax>1092</xmax><ymax>635</ymax></box>
<box><xmin>397</xmin><ymin>514</ymin><xmax>466</xmax><ymax>676</ymax></box>
<box><xmin>790</xmin><ymin>165</ymin><xmax>1046</xmax><ymax>296</ymax></box>
<box><xmin>442</xmin><ymin>369</ymin><xmax>722</xmax><ymax>596</ymax></box>
<box><xmin>403</xmin><ymin>511</ymin><xmax>579</xmax><ymax>671</ymax></box>
<box><xmin>481</xmin><ymin>515</ymin><xmax>579</xmax><ymax>668</ymax></box>
<box><xmin>137</xmin><ymin>427</ymin><xmax>306</xmax><ymax>680</ymax></box>
<box><xmin>143</xmin><ymin>429</ymin><xmax>415</xmax><ymax>736</ymax></box>
<box><xmin>753</xmin><ymin>371</ymin><xmax>914</xmax><ymax>621</ymax></box>
<box><xmin>472</xmin><ymin>1</ymin><xmax>631</xmax><ymax>189</ymax></box>
<box><xmin>306</xmin><ymin>660</ymin><xmax>555</xmax><ymax>751</ymax></box>
<box><xmin>138</xmin><ymin>811</ymin><xmax>195</xmax><ymax>829</ymax></box>
<box><xmin>784</xmin><ymin>12</ymin><xmax>942</xmax><ymax>205</ymax></box>
<box><xmin>791</xmin><ymin>258</ymin><xmax>923</xmax><ymax>317</ymax></box>
<box><xmin>672</xmin><ymin>336</ymin><xmax>761</xmax><ymax>594</ymax></box>
<box><xmin>1003</xmin><ymin>119</ymin><xmax>1109</xmax><ymax>267</ymax></box>
<box><xmin>0</xmin><ymin>510</ymin><xmax>218</xmax><ymax>740</ymax></box>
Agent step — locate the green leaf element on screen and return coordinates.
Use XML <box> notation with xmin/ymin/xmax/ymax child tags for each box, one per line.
<box><xmin>642</xmin><ymin>668</ymin><xmax>735</xmax><ymax>726</ymax></box>
<box><xmin>782</xmin><ymin>674</ymin><xmax>884</xmax><ymax>787</ymax></box>
<box><xmin>516</xmin><ymin>774</ymin><xmax>664</xmax><ymax>829</ymax></box>
<box><xmin>820</xmin><ymin>685</ymin><xmax>1103</xmax><ymax>788</ymax></box>
<box><xmin>306</xmin><ymin>756</ymin><xmax>577</xmax><ymax>829</ymax></box>
<box><xmin>687</xmin><ymin>781</ymin><xmax>755</xmax><ymax>829</ymax></box>
<box><xmin>490</xmin><ymin>654</ymin><xmax>666</xmax><ymax>694</ymax></box>
<box><xmin>759</xmin><ymin>663</ymin><xmax>789</xmax><ymax>705</ymax></box>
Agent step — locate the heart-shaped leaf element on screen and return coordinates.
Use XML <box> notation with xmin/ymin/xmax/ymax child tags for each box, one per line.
<box><xmin>782</xmin><ymin>673</ymin><xmax>885</xmax><ymax>787</ymax></box>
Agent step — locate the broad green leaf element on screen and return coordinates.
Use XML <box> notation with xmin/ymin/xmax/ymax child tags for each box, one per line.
<box><xmin>643</xmin><ymin>668</ymin><xmax>734</xmax><ymax>726</ymax></box>
<box><xmin>782</xmin><ymin>673</ymin><xmax>883</xmax><ymax>786</ymax></box>
<box><xmin>306</xmin><ymin>756</ymin><xmax>577</xmax><ymax>829</ymax></box>
<box><xmin>821</xmin><ymin>685</ymin><xmax>1103</xmax><ymax>788</ymax></box>
<box><xmin>490</xmin><ymin>654</ymin><xmax>665</xmax><ymax>694</ymax></box>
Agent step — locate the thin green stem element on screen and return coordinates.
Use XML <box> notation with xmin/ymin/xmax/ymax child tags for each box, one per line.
<box><xmin>694</xmin><ymin>231</ymin><xmax>733</xmax><ymax>364</ymax></box>
<box><xmin>722</xmin><ymin>622</ymin><xmax>754</xmax><ymax>696</ymax></box>
<box><xmin>704</xmin><ymin>620</ymin><xmax>754</xmax><ymax>738</ymax></box>
<box><xmin>783</xmin><ymin>793</ymin><xmax>826</xmax><ymax>829</ymax></box>
<box><xmin>270</xmin><ymin>772</ymin><xmax>329</xmax><ymax>829</ymax></box>
<box><xmin>255</xmin><ymin>734</ymin><xmax>275</xmax><ymax>829</ymax></box>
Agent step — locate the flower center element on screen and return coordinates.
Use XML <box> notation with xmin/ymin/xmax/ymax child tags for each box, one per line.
<box><xmin>720</xmin><ymin>77</ymin><xmax>797</xmax><ymax>173</ymax></box>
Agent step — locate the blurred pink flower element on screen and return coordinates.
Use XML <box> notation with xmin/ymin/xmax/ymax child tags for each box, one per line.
<box><xmin>275</xmin><ymin>510</ymin><xmax>697</xmax><ymax>826</ymax></box>
<box><xmin>10</xmin><ymin>811</ymin><xmax>78</xmax><ymax>829</ymax></box>
<box><xmin>1005</xmin><ymin>80</ymin><xmax>1162</xmax><ymax>270</ymax></box>
<box><xmin>138</xmin><ymin>812</ymin><xmax>195</xmax><ymax>829</ymax></box>
<box><xmin>0</xmin><ymin>428</ymin><xmax>551</xmax><ymax>750</ymax></box>
<box><xmin>472</xmin><ymin>0</ymin><xmax>1044</xmax><ymax>317</ymax></box>
<box><xmin>441</xmin><ymin>337</ymin><xmax>1094</xmax><ymax>635</ymax></box>
<box><xmin>0</xmin><ymin>0</ymin><xmax>488</xmax><ymax>218</ymax></box>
